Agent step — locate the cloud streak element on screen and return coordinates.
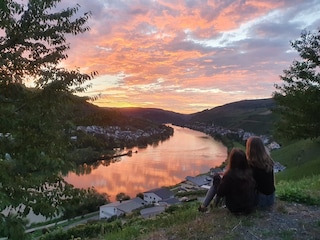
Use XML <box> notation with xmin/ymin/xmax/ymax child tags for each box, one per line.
<box><xmin>62</xmin><ymin>0</ymin><xmax>320</xmax><ymax>113</ymax></box>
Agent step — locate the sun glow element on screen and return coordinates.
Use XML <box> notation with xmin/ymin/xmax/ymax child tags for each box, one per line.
<box><xmin>60</xmin><ymin>0</ymin><xmax>320</xmax><ymax>113</ymax></box>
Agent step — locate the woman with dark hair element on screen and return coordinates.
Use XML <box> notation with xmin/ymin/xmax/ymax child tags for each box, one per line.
<box><xmin>246</xmin><ymin>136</ymin><xmax>275</xmax><ymax>209</ymax></box>
<box><xmin>199</xmin><ymin>148</ymin><xmax>256</xmax><ymax>215</ymax></box>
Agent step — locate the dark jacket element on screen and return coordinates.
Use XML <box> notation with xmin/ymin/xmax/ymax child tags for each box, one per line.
<box><xmin>216</xmin><ymin>169</ymin><xmax>256</xmax><ymax>214</ymax></box>
<box><xmin>251</xmin><ymin>166</ymin><xmax>275</xmax><ymax>195</ymax></box>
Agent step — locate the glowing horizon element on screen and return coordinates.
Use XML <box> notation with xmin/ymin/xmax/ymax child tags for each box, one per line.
<box><xmin>59</xmin><ymin>0</ymin><xmax>320</xmax><ymax>114</ymax></box>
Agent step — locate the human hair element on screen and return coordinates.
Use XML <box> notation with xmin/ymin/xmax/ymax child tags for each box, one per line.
<box><xmin>246</xmin><ymin>136</ymin><xmax>274</xmax><ymax>172</ymax></box>
<box><xmin>226</xmin><ymin>148</ymin><xmax>248</xmax><ymax>171</ymax></box>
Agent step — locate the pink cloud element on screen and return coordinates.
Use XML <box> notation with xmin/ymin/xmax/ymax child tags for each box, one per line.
<box><xmin>59</xmin><ymin>0</ymin><xmax>320</xmax><ymax>113</ymax></box>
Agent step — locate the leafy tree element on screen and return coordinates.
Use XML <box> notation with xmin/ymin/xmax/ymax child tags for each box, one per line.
<box><xmin>136</xmin><ymin>192</ymin><xmax>144</xmax><ymax>200</ymax></box>
<box><xmin>62</xmin><ymin>187</ymin><xmax>109</xmax><ymax>219</ymax></box>
<box><xmin>116</xmin><ymin>192</ymin><xmax>131</xmax><ymax>201</ymax></box>
<box><xmin>0</xmin><ymin>0</ymin><xmax>96</xmax><ymax>238</ymax></box>
<box><xmin>273</xmin><ymin>29</ymin><xmax>320</xmax><ymax>140</ymax></box>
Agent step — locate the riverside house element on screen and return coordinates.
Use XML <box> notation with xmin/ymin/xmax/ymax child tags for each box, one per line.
<box><xmin>99</xmin><ymin>197</ymin><xmax>146</xmax><ymax>219</ymax></box>
<box><xmin>143</xmin><ymin>187</ymin><xmax>175</xmax><ymax>204</ymax></box>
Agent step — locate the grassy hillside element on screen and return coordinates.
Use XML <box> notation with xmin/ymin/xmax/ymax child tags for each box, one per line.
<box><xmin>272</xmin><ymin>139</ymin><xmax>320</xmax><ymax>181</ymax></box>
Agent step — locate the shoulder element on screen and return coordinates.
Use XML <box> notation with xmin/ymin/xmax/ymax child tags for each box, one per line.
<box><xmin>223</xmin><ymin>170</ymin><xmax>248</xmax><ymax>181</ymax></box>
<box><xmin>251</xmin><ymin>166</ymin><xmax>274</xmax><ymax>177</ymax></box>
<box><xmin>221</xmin><ymin>171</ymin><xmax>233</xmax><ymax>183</ymax></box>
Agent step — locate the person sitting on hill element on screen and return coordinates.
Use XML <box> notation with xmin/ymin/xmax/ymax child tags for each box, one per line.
<box><xmin>199</xmin><ymin>148</ymin><xmax>257</xmax><ymax>215</ymax></box>
<box><xmin>198</xmin><ymin>171</ymin><xmax>222</xmax><ymax>212</ymax></box>
<box><xmin>246</xmin><ymin>136</ymin><xmax>275</xmax><ymax>210</ymax></box>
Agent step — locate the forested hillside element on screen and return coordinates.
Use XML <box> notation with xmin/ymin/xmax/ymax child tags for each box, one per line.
<box><xmin>70</xmin><ymin>96</ymin><xmax>164</xmax><ymax>130</ymax></box>
<box><xmin>105</xmin><ymin>107</ymin><xmax>191</xmax><ymax>125</ymax></box>
<box><xmin>188</xmin><ymin>98</ymin><xmax>277</xmax><ymax>135</ymax></box>
<box><xmin>111</xmin><ymin>98</ymin><xmax>277</xmax><ymax>135</ymax></box>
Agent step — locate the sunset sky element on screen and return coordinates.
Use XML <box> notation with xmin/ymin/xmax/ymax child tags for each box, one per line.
<box><xmin>61</xmin><ymin>0</ymin><xmax>320</xmax><ymax>114</ymax></box>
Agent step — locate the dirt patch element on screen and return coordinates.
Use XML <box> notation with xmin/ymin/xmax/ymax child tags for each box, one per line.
<box><xmin>228</xmin><ymin>201</ymin><xmax>320</xmax><ymax>240</ymax></box>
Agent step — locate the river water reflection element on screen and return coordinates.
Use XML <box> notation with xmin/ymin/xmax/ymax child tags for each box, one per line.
<box><xmin>65</xmin><ymin>125</ymin><xmax>227</xmax><ymax>201</ymax></box>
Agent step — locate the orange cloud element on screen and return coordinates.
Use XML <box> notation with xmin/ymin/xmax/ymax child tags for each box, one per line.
<box><xmin>60</xmin><ymin>0</ymin><xmax>319</xmax><ymax>113</ymax></box>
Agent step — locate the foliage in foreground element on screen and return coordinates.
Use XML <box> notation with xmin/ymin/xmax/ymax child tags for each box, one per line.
<box><xmin>0</xmin><ymin>0</ymin><xmax>94</xmax><ymax>238</ymax></box>
<box><xmin>62</xmin><ymin>187</ymin><xmax>109</xmax><ymax>219</ymax></box>
<box><xmin>39</xmin><ymin>220</ymin><xmax>123</xmax><ymax>240</ymax></box>
<box><xmin>273</xmin><ymin>28</ymin><xmax>320</xmax><ymax>140</ymax></box>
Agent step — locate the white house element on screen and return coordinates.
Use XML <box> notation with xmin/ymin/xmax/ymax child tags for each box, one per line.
<box><xmin>143</xmin><ymin>187</ymin><xmax>174</xmax><ymax>204</ymax></box>
<box><xmin>99</xmin><ymin>197</ymin><xmax>146</xmax><ymax>219</ymax></box>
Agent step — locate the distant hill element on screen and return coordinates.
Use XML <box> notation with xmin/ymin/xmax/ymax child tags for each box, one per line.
<box><xmin>189</xmin><ymin>98</ymin><xmax>277</xmax><ymax>135</ymax></box>
<box><xmin>68</xmin><ymin>97</ymin><xmax>168</xmax><ymax>130</ymax></box>
<box><xmin>105</xmin><ymin>107</ymin><xmax>191</xmax><ymax>125</ymax></box>
<box><xmin>109</xmin><ymin>98</ymin><xmax>277</xmax><ymax>135</ymax></box>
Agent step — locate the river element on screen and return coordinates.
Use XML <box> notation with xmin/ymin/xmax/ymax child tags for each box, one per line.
<box><xmin>65</xmin><ymin>125</ymin><xmax>227</xmax><ymax>201</ymax></box>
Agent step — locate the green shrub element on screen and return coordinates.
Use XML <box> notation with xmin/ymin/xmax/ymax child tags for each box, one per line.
<box><xmin>175</xmin><ymin>189</ymin><xmax>207</xmax><ymax>197</ymax></box>
<box><xmin>165</xmin><ymin>204</ymin><xmax>180</xmax><ymax>214</ymax></box>
<box><xmin>276</xmin><ymin>175</ymin><xmax>320</xmax><ymax>205</ymax></box>
<box><xmin>39</xmin><ymin>220</ymin><xmax>122</xmax><ymax>240</ymax></box>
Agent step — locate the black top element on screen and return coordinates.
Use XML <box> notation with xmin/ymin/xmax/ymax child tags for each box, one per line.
<box><xmin>216</xmin><ymin>170</ymin><xmax>256</xmax><ymax>214</ymax></box>
<box><xmin>251</xmin><ymin>166</ymin><xmax>275</xmax><ymax>195</ymax></box>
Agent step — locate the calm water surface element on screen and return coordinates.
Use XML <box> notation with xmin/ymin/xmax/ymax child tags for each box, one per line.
<box><xmin>65</xmin><ymin>125</ymin><xmax>227</xmax><ymax>201</ymax></box>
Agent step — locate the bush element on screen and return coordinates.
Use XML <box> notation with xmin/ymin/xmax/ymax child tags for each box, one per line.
<box><xmin>40</xmin><ymin>221</ymin><xmax>123</xmax><ymax>240</ymax></box>
<box><xmin>62</xmin><ymin>187</ymin><xmax>109</xmax><ymax>219</ymax></box>
<box><xmin>276</xmin><ymin>175</ymin><xmax>320</xmax><ymax>205</ymax></box>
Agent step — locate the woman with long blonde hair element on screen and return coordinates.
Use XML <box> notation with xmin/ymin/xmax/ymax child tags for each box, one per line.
<box><xmin>246</xmin><ymin>136</ymin><xmax>275</xmax><ymax>209</ymax></box>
